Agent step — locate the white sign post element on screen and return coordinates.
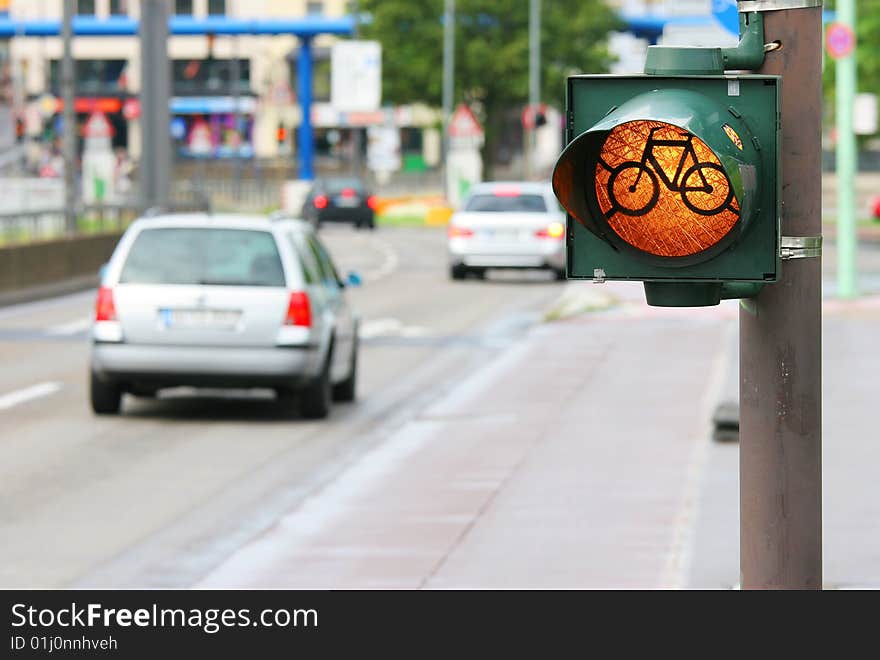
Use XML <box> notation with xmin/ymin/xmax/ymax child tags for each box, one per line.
<box><xmin>446</xmin><ymin>104</ymin><xmax>484</xmax><ymax>207</ymax></box>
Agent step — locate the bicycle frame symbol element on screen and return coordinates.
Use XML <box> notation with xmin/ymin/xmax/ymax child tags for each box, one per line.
<box><xmin>602</xmin><ymin>126</ymin><xmax>735</xmax><ymax>217</ymax></box>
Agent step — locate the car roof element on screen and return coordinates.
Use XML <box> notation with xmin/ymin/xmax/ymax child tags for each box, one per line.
<box><xmin>466</xmin><ymin>180</ymin><xmax>553</xmax><ymax>195</ymax></box>
<box><xmin>128</xmin><ymin>213</ymin><xmax>313</xmax><ymax>233</ymax></box>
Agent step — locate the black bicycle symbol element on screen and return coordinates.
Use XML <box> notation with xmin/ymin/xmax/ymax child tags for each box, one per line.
<box><xmin>604</xmin><ymin>126</ymin><xmax>734</xmax><ymax>217</ymax></box>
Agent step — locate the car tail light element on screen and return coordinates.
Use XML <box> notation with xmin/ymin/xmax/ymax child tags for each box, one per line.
<box><xmin>284</xmin><ymin>291</ymin><xmax>312</xmax><ymax>327</ymax></box>
<box><xmin>366</xmin><ymin>195</ymin><xmax>378</xmax><ymax>210</ymax></box>
<box><xmin>313</xmin><ymin>194</ymin><xmax>328</xmax><ymax>209</ymax></box>
<box><xmin>448</xmin><ymin>225</ymin><xmax>474</xmax><ymax>238</ymax></box>
<box><xmin>535</xmin><ymin>221</ymin><xmax>566</xmax><ymax>239</ymax></box>
<box><xmin>493</xmin><ymin>186</ymin><xmax>521</xmax><ymax>197</ymax></box>
<box><xmin>95</xmin><ymin>286</ymin><xmax>117</xmax><ymax>321</ymax></box>
<box><xmin>341</xmin><ymin>187</ymin><xmax>356</xmax><ymax>198</ymax></box>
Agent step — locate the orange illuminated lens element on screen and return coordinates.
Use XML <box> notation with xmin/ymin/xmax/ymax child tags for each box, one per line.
<box><xmin>593</xmin><ymin>120</ymin><xmax>740</xmax><ymax>257</ymax></box>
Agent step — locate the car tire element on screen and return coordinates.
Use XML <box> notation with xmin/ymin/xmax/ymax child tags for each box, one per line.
<box><xmin>554</xmin><ymin>268</ymin><xmax>566</xmax><ymax>281</ymax></box>
<box><xmin>332</xmin><ymin>336</ymin><xmax>358</xmax><ymax>403</ymax></box>
<box><xmin>470</xmin><ymin>267</ymin><xmax>487</xmax><ymax>280</ymax></box>
<box><xmin>450</xmin><ymin>264</ymin><xmax>467</xmax><ymax>280</ymax></box>
<box><xmin>90</xmin><ymin>372</ymin><xmax>122</xmax><ymax>415</ymax></box>
<box><xmin>300</xmin><ymin>353</ymin><xmax>332</xmax><ymax>419</ymax></box>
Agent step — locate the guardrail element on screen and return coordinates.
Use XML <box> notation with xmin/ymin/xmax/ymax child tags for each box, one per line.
<box><xmin>0</xmin><ymin>198</ymin><xmax>211</xmax><ymax>246</ymax></box>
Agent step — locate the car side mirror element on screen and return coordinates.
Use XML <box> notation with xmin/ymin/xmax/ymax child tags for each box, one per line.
<box><xmin>346</xmin><ymin>271</ymin><xmax>363</xmax><ymax>288</ymax></box>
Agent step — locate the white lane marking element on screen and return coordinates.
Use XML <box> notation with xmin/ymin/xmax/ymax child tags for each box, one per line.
<box><xmin>658</xmin><ymin>322</ymin><xmax>734</xmax><ymax>590</ymax></box>
<box><xmin>363</xmin><ymin>235</ymin><xmax>399</xmax><ymax>283</ymax></box>
<box><xmin>45</xmin><ymin>317</ymin><xmax>92</xmax><ymax>336</ymax></box>
<box><xmin>0</xmin><ymin>382</ymin><xmax>63</xmax><ymax>411</ymax></box>
<box><xmin>359</xmin><ymin>317</ymin><xmax>430</xmax><ymax>339</ymax></box>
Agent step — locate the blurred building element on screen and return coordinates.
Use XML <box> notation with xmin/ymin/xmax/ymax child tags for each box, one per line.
<box><xmin>7</xmin><ymin>0</ymin><xmax>438</xmax><ymax>171</ymax></box>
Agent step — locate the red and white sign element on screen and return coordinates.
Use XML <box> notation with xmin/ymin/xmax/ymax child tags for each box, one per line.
<box><xmin>81</xmin><ymin>111</ymin><xmax>114</xmax><ymax>138</ymax></box>
<box><xmin>826</xmin><ymin>22</ymin><xmax>856</xmax><ymax>60</ymax></box>
<box><xmin>448</xmin><ymin>104</ymin><xmax>484</xmax><ymax>139</ymax></box>
<box><xmin>188</xmin><ymin>119</ymin><xmax>213</xmax><ymax>155</ymax></box>
<box><xmin>122</xmin><ymin>98</ymin><xmax>141</xmax><ymax>121</ymax></box>
<box><xmin>521</xmin><ymin>103</ymin><xmax>548</xmax><ymax>130</ymax></box>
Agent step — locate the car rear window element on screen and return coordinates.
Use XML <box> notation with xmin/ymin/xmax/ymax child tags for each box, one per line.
<box><xmin>464</xmin><ymin>193</ymin><xmax>548</xmax><ymax>213</ymax></box>
<box><xmin>323</xmin><ymin>179</ymin><xmax>366</xmax><ymax>195</ymax></box>
<box><xmin>119</xmin><ymin>228</ymin><xmax>286</xmax><ymax>287</ymax></box>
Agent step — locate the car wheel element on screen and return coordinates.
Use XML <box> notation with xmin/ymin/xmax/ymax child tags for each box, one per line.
<box><xmin>90</xmin><ymin>372</ymin><xmax>122</xmax><ymax>415</ymax></box>
<box><xmin>470</xmin><ymin>267</ymin><xmax>487</xmax><ymax>280</ymax></box>
<box><xmin>332</xmin><ymin>336</ymin><xmax>358</xmax><ymax>403</ymax></box>
<box><xmin>450</xmin><ymin>264</ymin><xmax>467</xmax><ymax>280</ymax></box>
<box><xmin>300</xmin><ymin>353</ymin><xmax>332</xmax><ymax>419</ymax></box>
<box><xmin>554</xmin><ymin>268</ymin><xmax>566</xmax><ymax>281</ymax></box>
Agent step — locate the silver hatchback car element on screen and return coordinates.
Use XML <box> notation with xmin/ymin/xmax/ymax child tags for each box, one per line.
<box><xmin>89</xmin><ymin>213</ymin><xmax>360</xmax><ymax>419</ymax></box>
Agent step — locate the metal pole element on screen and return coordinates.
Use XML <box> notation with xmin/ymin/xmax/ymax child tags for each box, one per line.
<box><xmin>740</xmin><ymin>4</ymin><xmax>823</xmax><ymax>589</ymax></box>
<box><xmin>139</xmin><ymin>0</ymin><xmax>171</xmax><ymax>210</ymax></box>
<box><xmin>836</xmin><ymin>0</ymin><xmax>857</xmax><ymax>298</ymax></box>
<box><xmin>61</xmin><ymin>0</ymin><xmax>76</xmax><ymax>234</ymax></box>
<box><xmin>527</xmin><ymin>0</ymin><xmax>540</xmax><ymax>180</ymax></box>
<box><xmin>231</xmin><ymin>36</ymin><xmax>242</xmax><ymax>197</ymax></box>
<box><xmin>296</xmin><ymin>37</ymin><xmax>314</xmax><ymax>180</ymax></box>
<box><xmin>442</xmin><ymin>0</ymin><xmax>454</xmax><ymax>199</ymax></box>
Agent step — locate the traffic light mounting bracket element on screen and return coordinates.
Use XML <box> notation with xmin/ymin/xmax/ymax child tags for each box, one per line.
<box><xmin>645</xmin><ymin>12</ymin><xmax>767</xmax><ymax>77</ymax></box>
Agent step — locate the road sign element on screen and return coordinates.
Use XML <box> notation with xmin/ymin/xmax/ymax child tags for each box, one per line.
<box><xmin>521</xmin><ymin>103</ymin><xmax>548</xmax><ymax>131</ymax></box>
<box><xmin>331</xmin><ymin>40</ymin><xmax>381</xmax><ymax>112</ymax></box>
<box><xmin>122</xmin><ymin>98</ymin><xmax>141</xmax><ymax>120</ymax></box>
<box><xmin>81</xmin><ymin>111</ymin><xmax>114</xmax><ymax>138</ymax></box>
<box><xmin>552</xmin><ymin>75</ymin><xmax>780</xmax><ymax>307</ymax></box>
<box><xmin>826</xmin><ymin>22</ymin><xmax>855</xmax><ymax>59</ymax></box>
<box><xmin>711</xmin><ymin>0</ymin><xmax>739</xmax><ymax>37</ymax></box>
<box><xmin>448</xmin><ymin>104</ymin><xmax>483</xmax><ymax>139</ymax></box>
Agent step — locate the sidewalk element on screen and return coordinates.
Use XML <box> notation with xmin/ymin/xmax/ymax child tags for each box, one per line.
<box><xmin>199</xmin><ymin>282</ymin><xmax>880</xmax><ymax>589</ymax></box>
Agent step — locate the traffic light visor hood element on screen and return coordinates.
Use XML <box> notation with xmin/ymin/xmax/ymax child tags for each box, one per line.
<box><xmin>553</xmin><ymin>88</ymin><xmax>760</xmax><ymax>260</ymax></box>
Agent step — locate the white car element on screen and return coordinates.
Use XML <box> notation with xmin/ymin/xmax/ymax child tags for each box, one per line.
<box><xmin>447</xmin><ymin>181</ymin><xmax>566</xmax><ymax>280</ymax></box>
<box><xmin>89</xmin><ymin>213</ymin><xmax>360</xmax><ymax>419</ymax></box>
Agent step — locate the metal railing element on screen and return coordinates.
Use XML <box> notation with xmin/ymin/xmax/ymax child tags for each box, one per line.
<box><xmin>0</xmin><ymin>198</ymin><xmax>211</xmax><ymax>246</ymax></box>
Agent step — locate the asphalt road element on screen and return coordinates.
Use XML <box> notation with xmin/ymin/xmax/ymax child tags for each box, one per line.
<box><xmin>0</xmin><ymin>225</ymin><xmax>565</xmax><ymax>588</ymax></box>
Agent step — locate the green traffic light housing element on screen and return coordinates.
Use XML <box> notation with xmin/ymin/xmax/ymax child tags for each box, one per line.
<box><xmin>552</xmin><ymin>13</ymin><xmax>781</xmax><ymax>307</ymax></box>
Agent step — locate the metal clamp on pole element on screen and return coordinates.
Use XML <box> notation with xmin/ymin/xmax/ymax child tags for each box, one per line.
<box><xmin>780</xmin><ymin>235</ymin><xmax>823</xmax><ymax>260</ymax></box>
<box><xmin>738</xmin><ymin>0</ymin><xmax>822</xmax><ymax>12</ymax></box>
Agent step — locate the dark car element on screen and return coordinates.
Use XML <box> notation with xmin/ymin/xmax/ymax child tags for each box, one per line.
<box><xmin>302</xmin><ymin>177</ymin><xmax>377</xmax><ymax>230</ymax></box>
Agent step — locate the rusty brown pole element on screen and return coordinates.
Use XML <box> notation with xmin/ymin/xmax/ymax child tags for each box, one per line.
<box><xmin>740</xmin><ymin>4</ymin><xmax>824</xmax><ymax>589</ymax></box>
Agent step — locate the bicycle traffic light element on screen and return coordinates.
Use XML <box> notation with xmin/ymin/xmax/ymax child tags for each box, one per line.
<box><xmin>553</xmin><ymin>74</ymin><xmax>780</xmax><ymax>307</ymax></box>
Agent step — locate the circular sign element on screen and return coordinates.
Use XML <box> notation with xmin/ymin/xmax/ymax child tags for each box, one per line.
<box><xmin>521</xmin><ymin>103</ymin><xmax>548</xmax><ymax>130</ymax></box>
<box><xmin>826</xmin><ymin>22</ymin><xmax>856</xmax><ymax>60</ymax></box>
<box><xmin>122</xmin><ymin>98</ymin><xmax>141</xmax><ymax>120</ymax></box>
<box><xmin>170</xmin><ymin>117</ymin><xmax>187</xmax><ymax>140</ymax></box>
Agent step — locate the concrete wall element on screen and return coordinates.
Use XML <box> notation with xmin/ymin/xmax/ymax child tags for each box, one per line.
<box><xmin>0</xmin><ymin>232</ymin><xmax>122</xmax><ymax>306</ymax></box>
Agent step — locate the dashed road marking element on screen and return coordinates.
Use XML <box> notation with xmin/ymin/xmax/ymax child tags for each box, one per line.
<box><xmin>359</xmin><ymin>318</ymin><xmax>431</xmax><ymax>339</ymax></box>
<box><xmin>0</xmin><ymin>382</ymin><xmax>63</xmax><ymax>411</ymax></box>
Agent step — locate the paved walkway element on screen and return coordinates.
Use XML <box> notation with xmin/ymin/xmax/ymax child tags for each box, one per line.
<box><xmin>200</xmin><ymin>282</ymin><xmax>880</xmax><ymax>589</ymax></box>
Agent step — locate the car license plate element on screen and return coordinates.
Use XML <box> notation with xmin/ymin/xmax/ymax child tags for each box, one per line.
<box><xmin>335</xmin><ymin>196</ymin><xmax>359</xmax><ymax>207</ymax></box>
<box><xmin>480</xmin><ymin>228</ymin><xmax>520</xmax><ymax>241</ymax></box>
<box><xmin>159</xmin><ymin>308</ymin><xmax>241</xmax><ymax>330</ymax></box>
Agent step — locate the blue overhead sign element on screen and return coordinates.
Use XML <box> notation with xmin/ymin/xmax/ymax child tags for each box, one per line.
<box><xmin>712</xmin><ymin>0</ymin><xmax>739</xmax><ymax>36</ymax></box>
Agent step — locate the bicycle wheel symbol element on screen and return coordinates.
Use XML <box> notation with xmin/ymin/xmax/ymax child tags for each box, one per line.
<box><xmin>607</xmin><ymin>162</ymin><xmax>659</xmax><ymax>217</ymax></box>
<box><xmin>680</xmin><ymin>162</ymin><xmax>734</xmax><ymax>216</ymax></box>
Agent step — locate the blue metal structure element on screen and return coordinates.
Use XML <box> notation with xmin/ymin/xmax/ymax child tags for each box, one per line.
<box><xmin>0</xmin><ymin>15</ymin><xmax>355</xmax><ymax>181</ymax></box>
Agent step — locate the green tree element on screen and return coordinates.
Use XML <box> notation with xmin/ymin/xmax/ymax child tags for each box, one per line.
<box><xmin>356</xmin><ymin>0</ymin><xmax>621</xmax><ymax>177</ymax></box>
